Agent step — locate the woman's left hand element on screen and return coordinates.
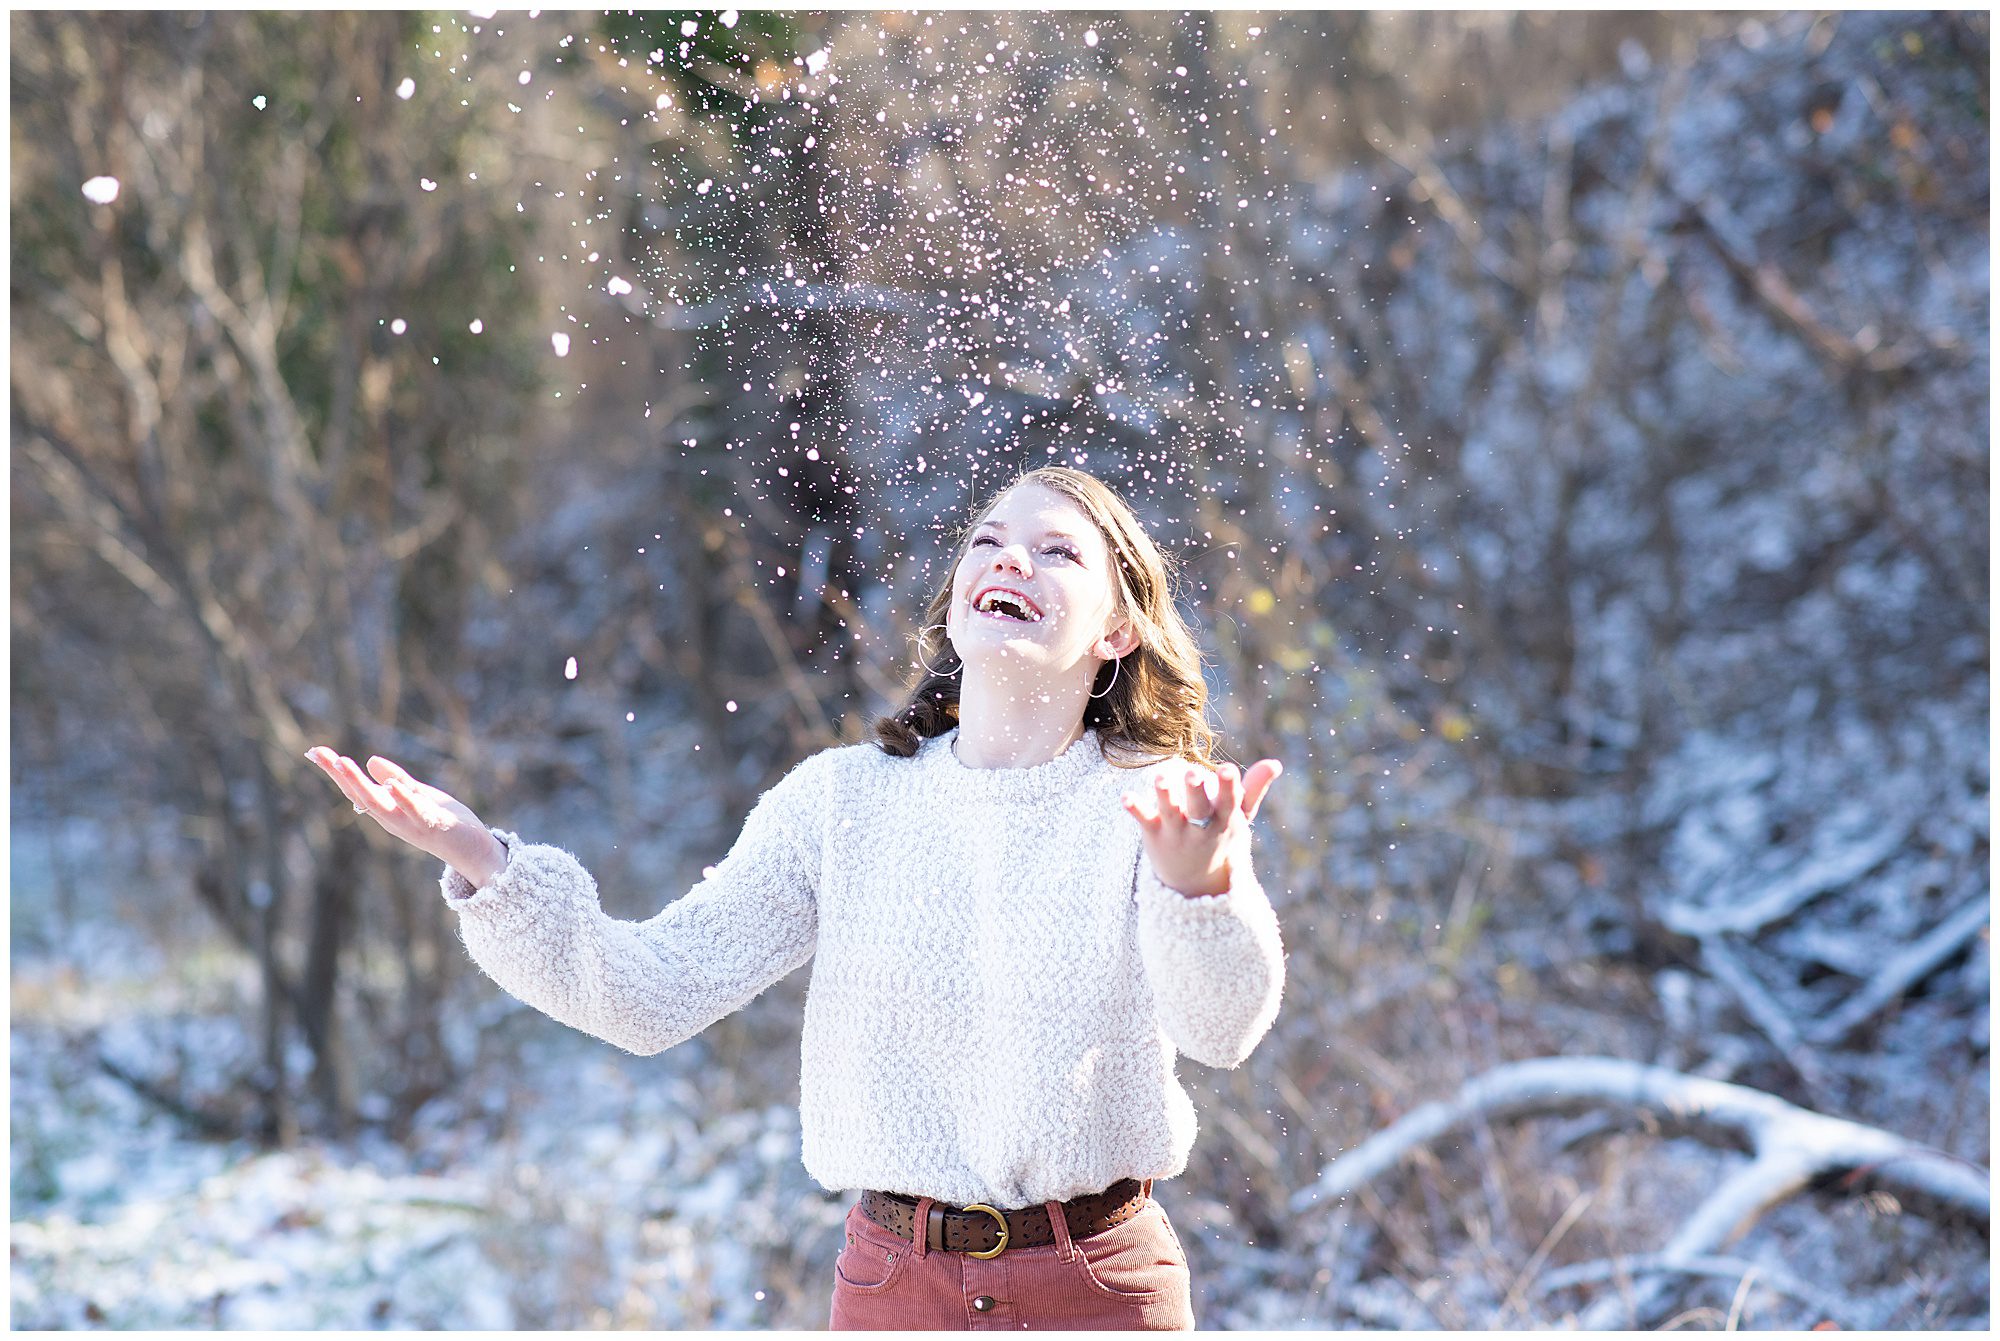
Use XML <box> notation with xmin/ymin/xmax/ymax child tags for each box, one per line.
<box><xmin>1121</xmin><ymin>758</ymin><xmax>1284</xmax><ymax>898</ymax></box>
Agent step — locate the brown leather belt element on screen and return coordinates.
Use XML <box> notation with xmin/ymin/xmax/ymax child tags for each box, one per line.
<box><xmin>857</xmin><ymin>1178</ymin><xmax>1151</xmax><ymax>1258</ymax></box>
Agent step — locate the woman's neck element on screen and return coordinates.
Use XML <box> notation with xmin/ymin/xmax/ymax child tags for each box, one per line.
<box><xmin>950</xmin><ymin>657</ymin><xmax>1096</xmax><ymax>769</ymax></box>
<box><xmin>950</xmin><ymin>712</ymin><xmax>1088</xmax><ymax>770</ymax></box>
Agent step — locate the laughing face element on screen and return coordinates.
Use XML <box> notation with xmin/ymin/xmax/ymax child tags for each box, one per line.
<box><xmin>944</xmin><ymin>481</ymin><xmax>1130</xmax><ymax>681</ymax></box>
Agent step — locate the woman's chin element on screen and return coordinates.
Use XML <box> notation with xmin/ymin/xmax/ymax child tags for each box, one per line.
<box><xmin>964</xmin><ymin>650</ymin><xmax>1038</xmax><ymax>674</ymax></box>
<box><xmin>956</xmin><ymin>641</ymin><xmax>1064</xmax><ymax>676</ymax></box>
<box><xmin>958</xmin><ymin>614</ymin><xmax>1049</xmax><ymax>644</ymax></box>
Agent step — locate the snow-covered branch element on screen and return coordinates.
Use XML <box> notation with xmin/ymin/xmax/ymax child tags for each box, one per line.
<box><xmin>1806</xmin><ymin>891</ymin><xmax>1988</xmax><ymax>1047</ymax></box>
<box><xmin>1291</xmin><ymin>1056</ymin><xmax>1988</xmax><ymax>1325</ymax></box>
<box><xmin>1660</xmin><ymin>815</ymin><xmax>1913</xmax><ymax>938</ymax></box>
<box><xmin>1534</xmin><ymin>1251</ymin><xmax>1860</xmax><ymax>1327</ymax></box>
<box><xmin>1293</xmin><ymin>1055</ymin><xmax>1986</xmax><ymax>1217</ymax></box>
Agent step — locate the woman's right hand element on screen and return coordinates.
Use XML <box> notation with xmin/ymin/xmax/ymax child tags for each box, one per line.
<box><xmin>305</xmin><ymin>747</ymin><xmax>510</xmax><ymax>888</ymax></box>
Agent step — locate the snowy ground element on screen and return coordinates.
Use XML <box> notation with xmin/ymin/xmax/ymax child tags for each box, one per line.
<box><xmin>11</xmin><ymin>982</ymin><xmax>854</xmax><ymax>1329</ymax></box>
<box><xmin>8</xmin><ymin>816</ymin><xmax>851</xmax><ymax>1330</ymax></box>
<box><xmin>9</xmin><ymin>942</ymin><xmax>1315</xmax><ymax>1331</ymax></box>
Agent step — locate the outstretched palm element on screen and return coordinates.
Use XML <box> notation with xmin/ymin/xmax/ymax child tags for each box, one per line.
<box><xmin>305</xmin><ymin>748</ymin><xmax>504</xmax><ymax>884</ymax></box>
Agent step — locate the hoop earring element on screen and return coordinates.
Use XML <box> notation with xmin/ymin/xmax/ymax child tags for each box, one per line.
<box><xmin>915</xmin><ymin>623</ymin><xmax>959</xmax><ymax>679</ymax></box>
<box><xmin>1088</xmin><ymin>655</ymin><xmax>1122</xmax><ymax>699</ymax></box>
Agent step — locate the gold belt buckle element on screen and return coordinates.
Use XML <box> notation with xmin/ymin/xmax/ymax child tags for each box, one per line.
<box><xmin>962</xmin><ymin>1203</ymin><xmax>1009</xmax><ymax>1259</ymax></box>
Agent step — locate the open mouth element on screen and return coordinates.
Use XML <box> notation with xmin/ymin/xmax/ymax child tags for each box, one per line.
<box><xmin>973</xmin><ymin>589</ymin><xmax>1043</xmax><ymax>624</ymax></box>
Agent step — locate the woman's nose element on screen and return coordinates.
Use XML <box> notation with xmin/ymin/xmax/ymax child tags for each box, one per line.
<box><xmin>990</xmin><ymin>546</ymin><xmax>1031</xmax><ymax>575</ymax></box>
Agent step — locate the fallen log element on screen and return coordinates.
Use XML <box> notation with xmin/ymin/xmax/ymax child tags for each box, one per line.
<box><xmin>1290</xmin><ymin>1056</ymin><xmax>1988</xmax><ymax>1326</ymax></box>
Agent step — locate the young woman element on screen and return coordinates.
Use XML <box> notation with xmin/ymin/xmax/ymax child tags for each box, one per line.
<box><xmin>307</xmin><ymin>465</ymin><xmax>1286</xmax><ymax>1329</ymax></box>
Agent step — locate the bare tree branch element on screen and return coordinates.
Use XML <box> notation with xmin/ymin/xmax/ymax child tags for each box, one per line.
<box><xmin>1292</xmin><ymin>1054</ymin><xmax>1988</xmax><ymax>1324</ymax></box>
<box><xmin>1365</xmin><ymin>120</ymin><xmax>1530</xmax><ymax>292</ymax></box>
<box><xmin>17</xmin><ymin>435</ymin><xmax>184</xmax><ymax>619</ymax></box>
<box><xmin>1663</xmin><ymin>814</ymin><xmax>1913</xmax><ymax>937</ymax></box>
<box><xmin>1806</xmin><ymin>889</ymin><xmax>1989</xmax><ymax>1047</ymax></box>
<box><xmin>95</xmin><ymin>1048</ymin><xmax>239</xmax><ymax>1140</ymax></box>
<box><xmin>1697</xmin><ymin>935</ymin><xmax>1832</xmax><ymax>1095</ymax></box>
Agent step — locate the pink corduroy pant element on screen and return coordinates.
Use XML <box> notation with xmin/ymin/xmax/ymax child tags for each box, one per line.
<box><xmin>827</xmin><ymin>1189</ymin><xmax>1196</xmax><ymax>1330</ymax></box>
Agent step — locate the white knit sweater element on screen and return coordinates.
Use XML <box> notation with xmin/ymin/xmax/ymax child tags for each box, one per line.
<box><xmin>439</xmin><ymin>725</ymin><xmax>1286</xmax><ymax>1208</ymax></box>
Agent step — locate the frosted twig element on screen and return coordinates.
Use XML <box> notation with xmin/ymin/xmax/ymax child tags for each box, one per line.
<box><xmin>1806</xmin><ymin>892</ymin><xmax>1989</xmax><ymax>1046</ymax></box>
<box><xmin>1568</xmin><ymin>1151</ymin><xmax>1818</xmax><ymax>1326</ymax></box>
<box><xmin>1289</xmin><ymin>1056</ymin><xmax>1989</xmax><ymax>1326</ymax></box>
<box><xmin>1535</xmin><ymin>1251</ymin><xmax>1857</xmax><ymax>1327</ymax></box>
<box><xmin>1660</xmin><ymin>814</ymin><xmax>1911</xmax><ymax>937</ymax></box>
<box><xmin>1697</xmin><ymin>937</ymin><xmax>1830</xmax><ymax>1094</ymax></box>
<box><xmin>1340</xmin><ymin>1275</ymin><xmax>1440</xmax><ymax>1330</ymax></box>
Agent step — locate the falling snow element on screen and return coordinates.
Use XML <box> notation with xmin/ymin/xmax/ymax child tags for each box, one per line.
<box><xmin>11</xmin><ymin>7</ymin><xmax>1986</xmax><ymax>1332</ymax></box>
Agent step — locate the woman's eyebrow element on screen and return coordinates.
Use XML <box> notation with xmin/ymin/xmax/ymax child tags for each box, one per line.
<box><xmin>977</xmin><ymin>521</ymin><xmax>1081</xmax><ymax>542</ymax></box>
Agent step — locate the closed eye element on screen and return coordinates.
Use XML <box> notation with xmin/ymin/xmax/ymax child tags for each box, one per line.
<box><xmin>972</xmin><ymin>536</ymin><xmax>1079</xmax><ymax>561</ymax></box>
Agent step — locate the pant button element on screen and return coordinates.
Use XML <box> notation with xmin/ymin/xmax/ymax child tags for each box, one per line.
<box><xmin>972</xmin><ymin>1296</ymin><xmax>996</xmax><ymax>1312</ymax></box>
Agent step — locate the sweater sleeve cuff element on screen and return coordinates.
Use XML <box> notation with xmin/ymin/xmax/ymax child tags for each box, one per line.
<box><xmin>1135</xmin><ymin>857</ymin><xmax>1261</xmax><ymax>936</ymax></box>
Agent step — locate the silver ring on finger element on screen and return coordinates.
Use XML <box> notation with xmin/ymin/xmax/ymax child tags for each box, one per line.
<box><xmin>353</xmin><ymin>802</ymin><xmax>369</xmax><ymax>814</ymax></box>
<box><xmin>1186</xmin><ymin>814</ymin><xmax>1214</xmax><ymax>828</ymax></box>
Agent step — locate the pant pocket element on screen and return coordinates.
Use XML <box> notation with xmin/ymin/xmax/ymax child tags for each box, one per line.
<box><xmin>1072</xmin><ymin>1202</ymin><xmax>1189</xmax><ymax>1300</ymax></box>
<box><xmin>833</xmin><ymin>1209</ymin><xmax>910</xmax><ymax>1293</ymax></box>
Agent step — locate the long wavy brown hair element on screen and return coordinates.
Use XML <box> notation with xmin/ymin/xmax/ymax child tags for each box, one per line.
<box><xmin>871</xmin><ymin>466</ymin><xmax>1225</xmax><ymax>770</ymax></box>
